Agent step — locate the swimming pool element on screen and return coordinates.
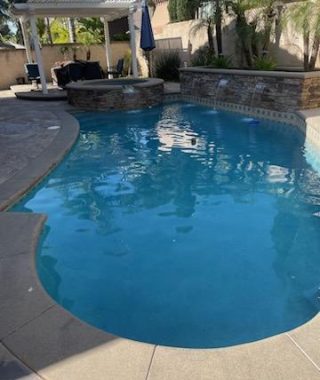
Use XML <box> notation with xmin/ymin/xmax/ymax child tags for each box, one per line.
<box><xmin>12</xmin><ymin>102</ymin><xmax>320</xmax><ymax>348</ymax></box>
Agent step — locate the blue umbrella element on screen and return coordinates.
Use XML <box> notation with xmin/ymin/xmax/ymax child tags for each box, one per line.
<box><xmin>140</xmin><ymin>0</ymin><xmax>155</xmax><ymax>51</ymax></box>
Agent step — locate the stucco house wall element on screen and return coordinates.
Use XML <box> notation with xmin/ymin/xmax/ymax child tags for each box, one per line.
<box><xmin>151</xmin><ymin>1</ymin><xmax>311</xmax><ymax>70</ymax></box>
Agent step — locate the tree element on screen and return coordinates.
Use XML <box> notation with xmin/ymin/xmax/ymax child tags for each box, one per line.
<box><xmin>227</xmin><ymin>0</ymin><xmax>256</xmax><ymax>66</ymax></box>
<box><xmin>168</xmin><ymin>0</ymin><xmax>201</xmax><ymax>22</ymax></box>
<box><xmin>45</xmin><ymin>17</ymin><xmax>53</xmax><ymax>45</ymax></box>
<box><xmin>214</xmin><ymin>0</ymin><xmax>223</xmax><ymax>55</ymax></box>
<box><xmin>50</xmin><ymin>18</ymin><xmax>69</xmax><ymax>43</ymax></box>
<box><xmin>77</xmin><ymin>17</ymin><xmax>104</xmax><ymax>42</ymax></box>
<box><xmin>78</xmin><ymin>28</ymin><xmax>102</xmax><ymax>60</ymax></box>
<box><xmin>286</xmin><ymin>0</ymin><xmax>320</xmax><ymax>71</ymax></box>
<box><xmin>190</xmin><ymin>7</ymin><xmax>216</xmax><ymax>56</ymax></box>
<box><xmin>258</xmin><ymin>0</ymin><xmax>278</xmax><ymax>53</ymax></box>
<box><xmin>168</xmin><ymin>0</ymin><xmax>178</xmax><ymax>22</ymax></box>
<box><xmin>0</xmin><ymin>0</ymin><xmax>22</xmax><ymax>43</ymax></box>
<box><xmin>36</xmin><ymin>18</ymin><xmax>46</xmax><ymax>43</ymax></box>
<box><xmin>191</xmin><ymin>0</ymin><xmax>224</xmax><ymax>57</ymax></box>
<box><xmin>177</xmin><ymin>0</ymin><xmax>192</xmax><ymax>21</ymax></box>
<box><xmin>227</xmin><ymin>0</ymin><xmax>280</xmax><ymax>67</ymax></box>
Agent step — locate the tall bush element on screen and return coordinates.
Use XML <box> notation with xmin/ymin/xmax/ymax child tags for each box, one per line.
<box><xmin>155</xmin><ymin>51</ymin><xmax>181</xmax><ymax>81</ymax></box>
<box><xmin>191</xmin><ymin>46</ymin><xmax>215</xmax><ymax>66</ymax></box>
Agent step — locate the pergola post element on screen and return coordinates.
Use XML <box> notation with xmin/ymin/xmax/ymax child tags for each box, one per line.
<box><xmin>128</xmin><ymin>7</ymin><xmax>138</xmax><ymax>78</ymax></box>
<box><xmin>30</xmin><ymin>15</ymin><xmax>48</xmax><ymax>94</ymax></box>
<box><xmin>20</xmin><ymin>17</ymin><xmax>33</xmax><ymax>63</ymax></box>
<box><xmin>103</xmin><ymin>17</ymin><xmax>113</xmax><ymax>78</ymax></box>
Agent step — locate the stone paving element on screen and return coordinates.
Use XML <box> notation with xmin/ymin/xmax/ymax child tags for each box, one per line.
<box><xmin>11</xmin><ymin>83</ymin><xmax>67</xmax><ymax>101</ymax></box>
<box><xmin>0</xmin><ymin>88</ymin><xmax>320</xmax><ymax>380</ymax></box>
<box><xmin>0</xmin><ymin>91</ymin><xmax>70</xmax><ymax>186</ymax></box>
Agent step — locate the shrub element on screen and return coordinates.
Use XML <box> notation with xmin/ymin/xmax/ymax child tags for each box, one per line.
<box><xmin>254</xmin><ymin>56</ymin><xmax>276</xmax><ymax>71</ymax></box>
<box><xmin>124</xmin><ymin>50</ymin><xmax>132</xmax><ymax>76</ymax></box>
<box><xmin>59</xmin><ymin>46</ymin><xmax>70</xmax><ymax>60</ymax></box>
<box><xmin>211</xmin><ymin>55</ymin><xmax>232</xmax><ymax>69</ymax></box>
<box><xmin>112</xmin><ymin>33</ymin><xmax>130</xmax><ymax>42</ymax></box>
<box><xmin>191</xmin><ymin>48</ymin><xmax>231</xmax><ymax>68</ymax></box>
<box><xmin>191</xmin><ymin>46</ymin><xmax>215</xmax><ymax>66</ymax></box>
<box><xmin>155</xmin><ymin>51</ymin><xmax>181</xmax><ymax>81</ymax></box>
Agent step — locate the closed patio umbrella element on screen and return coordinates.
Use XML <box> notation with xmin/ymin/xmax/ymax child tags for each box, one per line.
<box><xmin>140</xmin><ymin>0</ymin><xmax>155</xmax><ymax>76</ymax></box>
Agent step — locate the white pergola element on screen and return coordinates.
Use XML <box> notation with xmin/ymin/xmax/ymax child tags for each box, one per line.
<box><xmin>12</xmin><ymin>0</ymin><xmax>140</xmax><ymax>94</ymax></box>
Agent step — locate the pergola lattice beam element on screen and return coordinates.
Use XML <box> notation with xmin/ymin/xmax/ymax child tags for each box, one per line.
<box><xmin>12</xmin><ymin>0</ymin><xmax>138</xmax><ymax>20</ymax></box>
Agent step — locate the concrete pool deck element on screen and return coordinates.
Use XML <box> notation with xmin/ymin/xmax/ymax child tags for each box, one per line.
<box><xmin>0</xmin><ymin>90</ymin><xmax>320</xmax><ymax>379</ymax></box>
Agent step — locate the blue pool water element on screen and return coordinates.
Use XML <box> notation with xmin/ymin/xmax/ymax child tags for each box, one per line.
<box><xmin>12</xmin><ymin>102</ymin><xmax>320</xmax><ymax>348</ymax></box>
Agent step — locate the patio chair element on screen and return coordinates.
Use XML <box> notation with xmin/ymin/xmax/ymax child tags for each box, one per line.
<box><xmin>24</xmin><ymin>63</ymin><xmax>40</xmax><ymax>89</ymax></box>
<box><xmin>106</xmin><ymin>58</ymin><xmax>124</xmax><ymax>78</ymax></box>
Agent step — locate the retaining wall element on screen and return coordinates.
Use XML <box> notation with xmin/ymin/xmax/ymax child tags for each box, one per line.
<box><xmin>180</xmin><ymin>67</ymin><xmax>320</xmax><ymax>111</ymax></box>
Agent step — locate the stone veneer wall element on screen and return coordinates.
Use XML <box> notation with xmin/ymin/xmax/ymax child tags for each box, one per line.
<box><xmin>180</xmin><ymin>68</ymin><xmax>320</xmax><ymax>111</ymax></box>
<box><xmin>67</xmin><ymin>79</ymin><xmax>164</xmax><ymax>111</ymax></box>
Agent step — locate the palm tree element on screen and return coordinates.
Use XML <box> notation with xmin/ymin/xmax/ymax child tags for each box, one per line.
<box><xmin>77</xmin><ymin>18</ymin><xmax>104</xmax><ymax>60</ymax></box>
<box><xmin>190</xmin><ymin>7</ymin><xmax>216</xmax><ymax>56</ymax></box>
<box><xmin>0</xmin><ymin>0</ymin><xmax>23</xmax><ymax>43</ymax></box>
<box><xmin>286</xmin><ymin>0</ymin><xmax>320</xmax><ymax>71</ymax></box>
<box><xmin>191</xmin><ymin>0</ymin><xmax>226</xmax><ymax>57</ymax></box>
<box><xmin>258</xmin><ymin>0</ymin><xmax>278</xmax><ymax>53</ymax></box>
<box><xmin>78</xmin><ymin>29</ymin><xmax>102</xmax><ymax>60</ymax></box>
<box><xmin>214</xmin><ymin>0</ymin><xmax>223</xmax><ymax>55</ymax></box>
<box><xmin>227</xmin><ymin>0</ymin><xmax>255</xmax><ymax>66</ymax></box>
<box><xmin>45</xmin><ymin>17</ymin><xmax>53</xmax><ymax>45</ymax></box>
<box><xmin>227</xmin><ymin>0</ymin><xmax>280</xmax><ymax>67</ymax></box>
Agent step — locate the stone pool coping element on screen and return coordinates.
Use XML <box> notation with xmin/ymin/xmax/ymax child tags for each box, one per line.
<box><xmin>180</xmin><ymin>66</ymin><xmax>320</xmax><ymax>79</ymax></box>
<box><xmin>67</xmin><ymin>78</ymin><xmax>164</xmax><ymax>91</ymax></box>
<box><xmin>1</xmin><ymin>102</ymin><xmax>320</xmax><ymax>379</ymax></box>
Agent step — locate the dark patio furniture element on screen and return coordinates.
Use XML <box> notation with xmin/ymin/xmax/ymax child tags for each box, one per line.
<box><xmin>106</xmin><ymin>59</ymin><xmax>124</xmax><ymax>78</ymax></box>
<box><xmin>68</xmin><ymin>62</ymin><xmax>85</xmax><ymax>82</ymax></box>
<box><xmin>83</xmin><ymin>61</ymin><xmax>104</xmax><ymax>80</ymax></box>
<box><xmin>24</xmin><ymin>63</ymin><xmax>40</xmax><ymax>83</ymax></box>
<box><xmin>52</xmin><ymin>61</ymin><xmax>104</xmax><ymax>88</ymax></box>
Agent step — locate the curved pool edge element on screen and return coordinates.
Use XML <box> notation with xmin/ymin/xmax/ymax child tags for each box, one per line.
<box><xmin>1</xmin><ymin>109</ymin><xmax>320</xmax><ymax>379</ymax></box>
<box><xmin>1</xmin><ymin>215</ymin><xmax>320</xmax><ymax>380</ymax></box>
<box><xmin>66</xmin><ymin>78</ymin><xmax>164</xmax><ymax>91</ymax></box>
<box><xmin>66</xmin><ymin>78</ymin><xmax>165</xmax><ymax>111</ymax></box>
<box><xmin>0</xmin><ymin>111</ymin><xmax>80</xmax><ymax>211</ymax></box>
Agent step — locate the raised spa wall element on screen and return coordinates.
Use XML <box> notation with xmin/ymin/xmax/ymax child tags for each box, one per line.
<box><xmin>180</xmin><ymin>67</ymin><xmax>320</xmax><ymax>112</ymax></box>
<box><xmin>67</xmin><ymin>78</ymin><xmax>164</xmax><ymax>111</ymax></box>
